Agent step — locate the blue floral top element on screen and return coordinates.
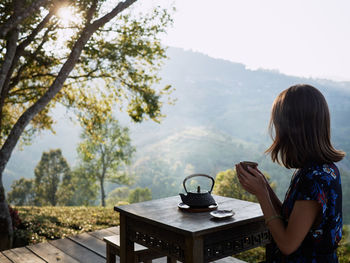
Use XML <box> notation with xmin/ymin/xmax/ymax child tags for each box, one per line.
<box><xmin>271</xmin><ymin>163</ymin><xmax>342</xmax><ymax>263</ymax></box>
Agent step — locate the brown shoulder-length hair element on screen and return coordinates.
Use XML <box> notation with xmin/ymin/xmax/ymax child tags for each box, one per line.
<box><xmin>265</xmin><ymin>84</ymin><xmax>345</xmax><ymax>169</ymax></box>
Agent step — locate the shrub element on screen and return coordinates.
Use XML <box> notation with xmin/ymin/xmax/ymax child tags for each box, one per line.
<box><xmin>13</xmin><ymin>206</ymin><xmax>119</xmax><ymax>246</ymax></box>
<box><xmin>8</xmin><ymin>205</ymin><xmax>21</xmax><ymax>229</ymax></box>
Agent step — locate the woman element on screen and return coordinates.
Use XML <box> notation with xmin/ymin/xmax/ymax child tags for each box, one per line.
<box><xmin>236</xmin><ymin>84</ymin><xmax>345</xmax><ymax>262</ymax></box>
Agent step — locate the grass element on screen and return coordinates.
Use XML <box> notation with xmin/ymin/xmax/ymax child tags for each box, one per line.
<box><xmin>13</xmin><ymin>206</ymin><xmax>119</xmax><ymax>246</ymax></box>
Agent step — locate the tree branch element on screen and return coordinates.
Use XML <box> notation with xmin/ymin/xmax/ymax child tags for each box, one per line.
<box><xmin>0</xmin><ymin>30</ymin><xmax>18</xmax><ymax>96</ymax></box>
<box><xmin>9</xmin><ymin>59</ymin><xmax>115</xmax><ymax>89</ymax></box>
<box><xmin>0</xmin><ymin>0</ymin><xmax>49</xmax><ymax>39</ymax></box>
<box><xmin>85</xmin><ymin>0</ymin><xmax>98</xmax><ymax>25</ymax></box>
<box><xmin>90</xmin><ymin>0</ymin><xmax>137</xmax><ymax>31</ymax></box>
<box><xmin>7</xmin><ymin>93</ymin><xmax>43</xmax><ymax>104</ymax></box>
<box><xmin>0</xmin><ymin>30</ymin><xmax>19</xmax><ymax>141</ymax></box>
<box><xmin>28</xmin><ymin>71</ymin><xmax>113</xmax><ymax>80</ymax></box>
<box><xmin>9</xmin><ymin>25</ymin><xmax>55</xmax><ymax>90</ymax></box>
<box><xmin>0</xmin><ymin>11</ymin><xmax>54</xmax><ymax>137</ymax></box>
<box><xmin>18</xmin><ymin>11</ymin><xmax>55</xmax><ymax>54</ymax></box>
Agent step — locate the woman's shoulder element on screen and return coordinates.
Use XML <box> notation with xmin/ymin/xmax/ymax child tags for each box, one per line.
<box><xmin>301</xmin><ymin>163</ymin><xmax>340</xmax><ymax>185</ymax></box>
<box><xmin>294</xmin><ymin>163</ymin><xmax>341</xmax><ymax>207</ymax></box>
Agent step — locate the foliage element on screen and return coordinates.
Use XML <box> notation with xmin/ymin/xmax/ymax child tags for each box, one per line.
<box><xmin>7</xmin><ymin>178</ymin><xmax>35</xmax><ymax>205</ymax></box>
<box><xmin>213</xmin><ymin>168</ymin><xmax>276</xmax><ymax>202</ymax></box>
<box><xmin>131</xmin><ymin>127</ymin><xmax>266</xmax><ymax>200</ymax></box>
<box><xmin>77</xmin><ymin>115</ymin><xmax>135</xmax><ymax>206</ymax></box>
<box><xmin>55</xmin><ymin>169</ymin><xmax>75</xmax><ymax>206</ymax></box>
<box><xmin>7</xmin><ymin>155</ymin><xmax>98</xmax><ymax>207</ymax></box>
<box><xmin>128</xmin><ymin>187</ymin><xmax>152</xmax><ymax>203</ymax></box>
<box><xmin>13</xmin><ymin>206</ymin><xmax>118</xmax><ymax>246</ymax></box>
<box><xmin>337</xmin><ymin>225</ymin><xmax>350</xmax><ymax>263</ymax></box>
<box><xmin>68</xmin><ymin>166</ymin><xmax>99</xmax><ymax>206</ymax></box>
<box><xmin>33</xmin><ymin>149</ymin><xmax>71</xmax><ymax>206</ymax></box>
<box><xmin>106</xmin><ymin>186</ymin><xmax>130</xmax><ymax>207</ymax></box>
<box><xmin>8</xmin><ymin>149</ymin><xmax>73</xmax><ymax>206</ymax></box>
<box><xmin>133</xmin><ymin>158</ymin><xmax>183</xmax><ymax>199</ymax></box>
<box><xmin>234</xmin><ymin>247</ymin><xmax>266</xmax><ymax>263</ymax></box>
<box><xmin>0</xmin><ymin>0</ymin><xmax>174</xmax><ymax>147</ymax></box>
<box><xmin>106</xmin><ymin>186</ymin><xmax>152</xmax><ymax>206</ymax></box>
<box><xmin>8</xmin><ymin>206</ymin><xmax>21</xmax><ymax>230</ymax></box>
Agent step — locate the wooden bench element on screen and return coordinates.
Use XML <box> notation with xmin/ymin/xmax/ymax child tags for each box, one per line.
<box><xmin>103</xmin><ymin>235</ymin><xmax>174</xmax><ymax>263</ymax></box>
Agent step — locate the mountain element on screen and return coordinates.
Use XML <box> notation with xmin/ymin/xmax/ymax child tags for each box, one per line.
<box><xmin>4</xmin><ymin>47</ymin><xmax>350</xmax><ymax>202</ymax></box>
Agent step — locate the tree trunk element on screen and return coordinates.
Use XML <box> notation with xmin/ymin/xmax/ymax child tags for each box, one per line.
<box><xmin>100</xmin><ymin>178</ymin><xmax>105</xmax><ymax>207</ymax></box>
<box><xmin>0</xmin><ymin>179</ymin><xmax>13</xmax><ymax>251</ymax></box>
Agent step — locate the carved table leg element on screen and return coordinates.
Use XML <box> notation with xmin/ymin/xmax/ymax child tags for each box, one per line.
<box><xmin>185</xmin><ymin>236</ymin><xmax>203</xmax><ymax>263</ymax></box>
<box><xmin>120</xmin><ymin>214</ymin><xmax>135</xmax><ymax>263</ymax></box>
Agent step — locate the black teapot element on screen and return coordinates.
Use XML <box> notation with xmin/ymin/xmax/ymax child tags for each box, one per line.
<box><xmin>179</xmin><ymin>174</ymin><xmax>216</xmax><ymax>208</ymax></box>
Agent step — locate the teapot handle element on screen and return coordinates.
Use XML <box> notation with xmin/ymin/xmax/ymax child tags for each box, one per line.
<box><xmin>183</xmin><ymin>174</ymin><xmax>215</xmax><ymax>194</ymax></box>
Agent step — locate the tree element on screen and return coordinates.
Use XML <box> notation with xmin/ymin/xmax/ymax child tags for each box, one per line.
<box><xmin>7</xmin><ymin>156</ymin><xmax>93</xmax><ymax>207</ymax></box>
<box><xmin>56</xmin><ymin>166</ymin><xmax>75</xmax><ymax>206</ymax></box>
<box><xmin>128</xmin><ymin>187</ymin><xmax>151</xmax><ymax>203</ymax></box>
<box><xmin>106</xmin><ymin>186</ymin><xmax>151</xmax><ymax>206</ymax></box>
<box><xmin>77</xmin><ymin>115</ymin><xmax>135</xmax><ymax>207</ymax></box>
<box><xmin>7</xmin><ymin>177</ymin><xmax>35</xmax><ymax>205</ymax></box>
<box><xmin>213</xmin><ymin>169</ymin><xmax>276</xmax><ymax>202</ymax></box>
<box><xmin>0</xmin><ymin>0</ymin><xmax>173</xmax><ymax>248</ymax></box>
<box><xmin>33</xmin><ymin>149</ymin><xmax>71</xmax><ymax>206</ymax></box>
<box><xmin>133</xmin><ymin>158</ymin><xmax>182</xmax><ymax>199</ymax></box>
<box><xmin>106</xmin><ymin>186</ymin><xmax>130</xmax><ymax>207</ymax></box>
<box><xmin>68</xmin><ymin>166</ymin><xmax>99</xmax><ymax>206</ymax></box>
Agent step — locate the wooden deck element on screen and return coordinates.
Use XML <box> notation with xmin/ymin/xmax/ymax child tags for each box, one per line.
<box><xmin>0</xmin><ymin>227</ymin><xmax>246</xmax><ymax>263</ymax></box>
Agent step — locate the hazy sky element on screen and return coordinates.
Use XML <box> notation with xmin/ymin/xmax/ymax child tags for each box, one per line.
<box><xmin>137</xmin><ymin>0</ymin><xmax>350</xmax><ymax>82</ymax></box>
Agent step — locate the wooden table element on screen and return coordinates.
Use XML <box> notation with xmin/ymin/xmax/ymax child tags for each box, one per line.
<box><xmin>114</xmin><ymin>195</ymin><xmax>272</xmax><ymax>263</ymax></box>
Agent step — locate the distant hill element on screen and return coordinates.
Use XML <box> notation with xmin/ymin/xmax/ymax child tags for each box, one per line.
<box><xmin>4</xmin><ymin>47</ymin><xmax>350</xmax><ymax>201</ymax></box>
<box><xmin>159</xmin><ymin>48</ymin><xmax>350</xmax><ymax>146</ymax></box>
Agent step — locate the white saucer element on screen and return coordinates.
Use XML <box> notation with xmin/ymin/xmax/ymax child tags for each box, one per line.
<box><xmin>210</xmin><ymin>209</ymin><xmax>235</xmax><ymax>219</ymax></box>
<box><xmin>178</xmin><ymin>202</ymin><xmax>218</xmax><ymax>212</ymax></box>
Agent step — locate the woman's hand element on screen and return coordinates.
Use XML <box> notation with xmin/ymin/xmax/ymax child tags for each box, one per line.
<box><xmin>235</xmin><ymin>163</ymin><xmax>269</xmax><ymax>199</ymax></box>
